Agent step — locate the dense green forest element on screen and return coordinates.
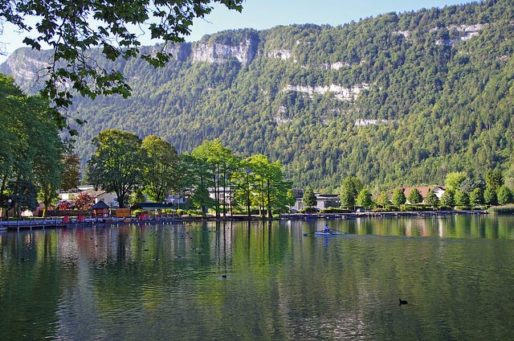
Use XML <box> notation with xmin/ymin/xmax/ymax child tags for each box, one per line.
<box><xmin>1</xmin><ymin>0</ymin><xmax>513</xmax><ymax>192</ymax></box>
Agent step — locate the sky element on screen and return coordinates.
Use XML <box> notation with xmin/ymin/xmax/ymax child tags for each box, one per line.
<box><xmin>0</xmin><ymin>0</ymin><xmax>471</xmax><ymax>62</ymax></box>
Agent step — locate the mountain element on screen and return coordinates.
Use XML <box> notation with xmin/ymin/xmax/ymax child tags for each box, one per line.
<box><xmin>1</xmin><ymin>0</ymin><xmax>513</xmax><ymax>192</ymax></box>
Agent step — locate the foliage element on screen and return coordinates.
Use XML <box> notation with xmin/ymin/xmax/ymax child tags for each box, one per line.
<box><xmin>303</xmin><ymin>187</ymin><xmax>317</xmax><ymax>207</ymax></box>
<box><xmin>484</xmin><ymin>186</ymin><xmax>497</xmax><ymax>205</ymax></box>
<box><xmin>454</xmin><ymin>190</ymin><xmax>469</xmax><ymax>207</ymax></box>
<box><xmin>375</xmin><ymin>191</ymin><xmax>390</xmax><ymax>208</ymax></box>
<box><xmin>497</xmin><ymin>185</ymin><xmax>512</xmax><ymax>205</ymax></box>
<box><xmin>87</xmin><ymin>129</ymin><xmax>145</xmax><ymax>208</ymax></box>
<box><xmin>0</xmin><ymin>0</ymin><xmax>243</xmax><ymax>109</ymax></box>
<box><xmin>356</xmin><ymin>189</ymin><xmax>373</xmax><ymax>209</ymax></box>
<box><xmin>485</xmin><ymin>169</ymin><xmax>504</xmax><ymax>190</ymax></box>
<box><xmin>391</xmin><ymin>189</ymin><xmax>406</xmax><ymax>206</ymax></box>
<box><xmin>0</xmin><ymin>75</ymin><xmax>63</xmax><ymax>216</ymax></box>
<box><xmin>339</xmin><ymin>176</ymin><xmax>363</xmax><ymax>209</ymax></box>
<box><xmin>3</xmin><ymin>1</ymin><xmax>513</xmax><ymax>192</ymax></box>
<box><xmin>469</xmin><ymin>188</ymin><xmax>483</xmax><ymax>206</ymax></box>
<box><xmin>444</xmin><ymin>172</ymin><xmax>467</xmax><ymax>192</ymax></box>
<box><xmin>440</xmin><ymin>190</ymin><xmax>455</xmax><ymax>208</ymax></box>
<box><xmin>425</xmin><ymin>189</ymin><xmax>439</xmax><ymax>207</ymax></box>
<box><xmin>142</xmin><ymin>135</ymin><xmax>180</xmax><ymax>202</ymax></box>
<box><xmin>407</xmin><ymin>188</ymin><xmax>422</xmax><ymax>204</ymax></box>
<box><xmin>61</xmin><ymin>153</ymin><xmax>81</xmax><ymax>191</ymax></box>
<box><xmin>74</xmin><ymin>192</ymin><xmax>94</xmax><ymax>210</ymax></box>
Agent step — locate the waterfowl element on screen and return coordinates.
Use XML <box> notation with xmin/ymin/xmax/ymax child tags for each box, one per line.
<box><xmin>399</xmin><ymin>298</ymin><xmax>408</xmax><ymax>305</ymax></box>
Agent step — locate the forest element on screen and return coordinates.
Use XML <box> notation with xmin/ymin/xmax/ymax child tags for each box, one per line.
<box><xmin>0</xmin><ymin>0</ymin><xmax>513</xmax><ymax>193</ymax></box>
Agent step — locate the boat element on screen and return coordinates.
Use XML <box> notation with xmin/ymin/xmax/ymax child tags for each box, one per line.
<box><xmin>314</xmin><ymin>231</ymin><xmax>345</xmax><ymax>236</ymax></box>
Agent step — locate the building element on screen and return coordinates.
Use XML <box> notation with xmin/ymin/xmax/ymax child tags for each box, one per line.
<box><xmin>290</xmin><ymin>189</ymin><xmax>340</xmax><ymax>211</ymax></box>
<box><xmin>59</xmin><ymin>185</ymin><xmax>118</xmax><ymax>207</ymax></box>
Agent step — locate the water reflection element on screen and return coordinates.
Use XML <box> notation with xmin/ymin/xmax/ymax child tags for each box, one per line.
<box><xmin>0</xmin><ymin>215</ymin><xmax>513</xmax><ymax>340</ymax></box>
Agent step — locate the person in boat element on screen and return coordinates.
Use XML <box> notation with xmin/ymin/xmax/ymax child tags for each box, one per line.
<box><xmin>323</xmin><ymin>225</ymin><xmax>330</xmax><ymax>233</ymax></box>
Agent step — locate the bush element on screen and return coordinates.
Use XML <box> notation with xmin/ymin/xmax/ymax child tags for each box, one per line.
<box><xmin>300</xmin><ymin>207</ymin><xmax>319</xmax><ymax>213</ymax></box>
<box><xmin>320</xmin><ymin>208</ymin><xmax>351</xmax><ymax>213</ymax></box>
<box><xmin>488</xmin><ymin>205</ymin><xmax>514</xmax><ymax>215</ymax></box>
<box><xmin>400</xmin><ymin>204</ymin><xmax>434</xmax><ymax>212</ymax></box>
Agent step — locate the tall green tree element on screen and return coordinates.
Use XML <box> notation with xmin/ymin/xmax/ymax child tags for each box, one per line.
<box><xmin>445</xmin><ymin>172</ymin><xmax>467</xmax><ymax>192</ymax></box>
<box><xmin>356</xmin><ymin>189</ymin><xmax>373</xmax><ymax>209</ymax></box>
<box><xmin>232</xmin><ymin>160</ymin><xmax>255</xmax><ymax>218</ymax></box>
<box><xmin>339</xmin><ymin>176</ymin><xmax>363</xmax><ymax>209</ymax></box>
<box><xmin>486</xmin><ymin>169</ymin><xmax>504</xmax><ymax>191</ymax></box>
<box><xmin>375</xmin><ymin>191</ymin><xmax>390</xmax><ymax>208</ymax></box>
<box><xmin>61</xmin><ymin>153</ymin><xmax>81</xmax><ymax>191</ymax></box>
<box><xmin>303</xmin><ymin>187</ymin><xmax>317</xmax><ymax>208</ymax></box>
<box><xmin>407</xmin><ymin>188</ymin><xmax>422</xmax><ymax>204</ymax></box>
<box><xmin>391</xmin><ymin>189</ymin><xmax>406</xmax><ymax>206</ymax></box>
<box><xmin>141</xmin><ymin>135</ymin><xmax>180</xmax><ymax>202</ymax></box>
<box><xmin>0</xmin><ymin>75</ymin><xmax>63</xmax><ymax>217</ymax></box>
<box><xmin>247</xmin><ymin>154</ymin><xmax>292</xmax><ymax>218</ymax></box>
<box><xmin>87</xmin><ymin>129</ymin><xmax>145</xmax><ymax>208</ymax></box>
<box><xmin>454</xmin><ymin>190</ymin><xmax>469</xmax><ymax>206</ymax></box>
<box><xmin>484</xmin><ymin>186</ymin><xmax>497</xmax><ymax>205</ymax></box>
<box><xmin>425</xmin><ymin>189</ymin><xmax>439</xmax><ymax>208</ymax></box>
<box><xmin>469</xmin><ymin>188</ymin><xmax>483</xmax><ymax>207</ymax></box>
<box><xmin>440</xmin><ymin>190</ymin><xmax>455</xmax><ymax>208</ymax></box>
<box><xmin>497</xmin><ymin>186</ymin><xmax>512</xmax><ymax>205</ymax></box>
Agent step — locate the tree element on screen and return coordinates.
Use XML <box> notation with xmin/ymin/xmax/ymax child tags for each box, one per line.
<box><xmin>391</xmin><ymin>188</ymin><xmax>406</xmax><ymax>206</ymax></box>
<box><xmin>303</xmin><ymin>187</ymin><xmax>317</xmax><ymax>208</ymax></box>
<box><xmin>497</xmin><ymin>186</ymin><xmax>512</xmax><ymax>205</ymax></box>
<box><xmin>469</xmin><ymin>188</ymin><xmax>483</xmax><ymax>207</ymax></box>
<box><xmin>87</xmin><ymin>129</ymin><xmax>145</xmax><ymax>208</ymax></box>
<box><xmin>484</xmin><ymin>186</ymin><xmax>497</xmax><ymax>205</ymax></box>
<box><xmin>407</xmin><ymin>188</ymin><xmax>422</xmax><ymax>204</ymax></box>
<box><xmin>485</xmin><ymin>169</ymin><xmax>504</xmax><ymax>190</ymax></box>
<box><xmin>440</xmin><ymin>190</ymin><xmax>455</xmax><ymax>208</ymax></box>
<box><xmin>61</xmin><ymin>153</ymin><xmax>81</xmax><ymax>191</ymax></box>
<box><xmin>454</xmin><ymin>190</ymin><xmax>469</xmax><ymax>206</ymax></box>
<box><xmin>232</xmin><ymin>160</ymin><xmax>255</xmax><ymax>218</ymax></box>
<box><xmin>0</xmin><ymin>75</ymin><xmax>63</xmax><ymax>217</ymax></box>
<box><xmin>191</xmin><ymin>139</ymin><xmax>236</xmax><ymax>218</ymax></box>
<box><xmin>445</xmin><ymin>172</ymin><xmax>467</xmax><ymax>192</ymax></box>
<box><xmin>375</xmin><ymin>191</ymin><xmax>390</xmax><ymax>208</ymax></box>
<box><xmin>356</xmin><ymin>189</ymin><xmax>373</xmax><ymax>209</ymax></box>
<box><xmin>141</xmin><ymin>135</ymin><xmax>179</xmax><ymax>202</ymax></box>
<box><xmin>339</xmin><ymin>176</ymin><xmax>363</xmax><ymax>209</ymax></box>
<box><xmin>0</xmin><ymin>0</ymin><xmax>244</xmax><ymax>109</ymax></box>
<box><xmin>74</xmin><ymin>192</ymin><xmax>94</xmax><ymax>210</ymax></box>
<box><xmin>425</xmin><ymin>189</ymin><xmax>439</xmax><ymax>208</ymax></box>
<box><xmin>246</xmin><ymin>154</ymin><xmax>292</xmax><ymax>219</ymax></box>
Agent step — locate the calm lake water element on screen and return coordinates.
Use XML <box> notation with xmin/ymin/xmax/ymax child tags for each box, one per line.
<box><xmin>1</xmin><ymin>215</ymin><xmax>514</xmax><ymax>340</ymax></box>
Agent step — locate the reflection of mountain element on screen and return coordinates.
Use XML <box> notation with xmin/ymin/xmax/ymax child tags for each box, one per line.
<box><xmin>1</xmin><ymin>217</ymin><xmax>514</xmax><ymax>338</ymax></box>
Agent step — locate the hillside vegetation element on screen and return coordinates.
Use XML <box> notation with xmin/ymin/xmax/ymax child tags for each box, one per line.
<box><xmin>1</xmin><ymin>0</ymin><xmax>513</xmax><ymax>191</ymax></box>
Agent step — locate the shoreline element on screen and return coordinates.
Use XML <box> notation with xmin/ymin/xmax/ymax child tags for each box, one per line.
<box><xmin>0</xmin><ymin>210</ymin><xmax>490</xmax><ymax>232</ymax></box>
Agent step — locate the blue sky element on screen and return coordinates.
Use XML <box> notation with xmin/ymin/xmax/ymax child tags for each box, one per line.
<box><xmin>0</xmin><ymin>0</ymin><xmax>471</xmax><ymax>61</ymax></box>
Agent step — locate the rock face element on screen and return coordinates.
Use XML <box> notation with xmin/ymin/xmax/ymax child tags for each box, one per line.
<box><xmin>0</xmin><ymin>48</ymin><xmax>50</xmax><ymax>83</ymax></box>
<box><xmin>282</xmin><ymin>83</ymin><xmax>370</xmax><ymax>101</ymax></box>
<box><xmin>192</xmin><ymin>37</ymin><xmax>258</xmax><ymax>65</ymax></box>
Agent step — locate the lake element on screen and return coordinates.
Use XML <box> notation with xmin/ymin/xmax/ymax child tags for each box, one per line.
<box><xmin>1</xmin><ymin>215</ymin><xmax>514</xmax><ymax>340</ymax></box>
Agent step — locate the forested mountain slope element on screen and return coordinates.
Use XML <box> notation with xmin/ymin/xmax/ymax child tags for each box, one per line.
<box><xmin>1</xmin><ymin>0</ymin><xmax>513</xmax><ymax>191</ymax></box>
